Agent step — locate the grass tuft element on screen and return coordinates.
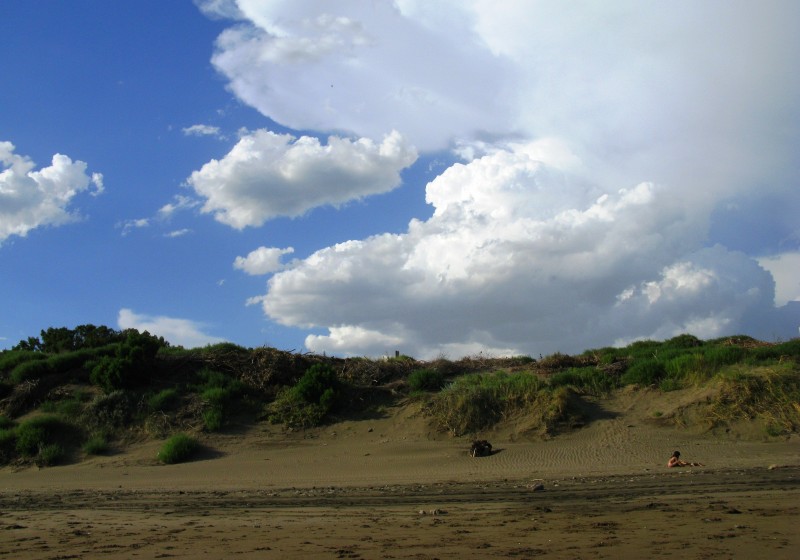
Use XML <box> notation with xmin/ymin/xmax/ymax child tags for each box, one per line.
<box><xmin>706</xmin><ymin>368</ymin><xmax>800</xmax><ymax>435</ymax></box>
<box><xmin>157</xmin><ymin>433</ymin><xmax>200</xmax><ymax>464</ymax></box>
<box><xmin>424</xmin><ymin>371</ymin><xmax>555</xmax><ymax>436</ymax></box>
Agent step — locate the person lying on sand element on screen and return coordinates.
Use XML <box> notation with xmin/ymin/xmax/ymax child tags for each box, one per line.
<box><xmin>667</xmin><ymin>450</ymin><xmax>704</xmax><ymax>468</ymax></box>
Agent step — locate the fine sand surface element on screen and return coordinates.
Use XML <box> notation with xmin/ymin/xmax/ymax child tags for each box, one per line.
<box><xmin>2</xmin><ymin>387</ymin><xmax>799</xmax><ymax>558</ymax></box>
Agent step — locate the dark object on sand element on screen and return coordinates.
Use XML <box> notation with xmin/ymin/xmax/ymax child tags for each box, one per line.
<box><xmin>470</xmin><ymin>439</ymin><xmax>493</xmax><ymax>457</ymax></box>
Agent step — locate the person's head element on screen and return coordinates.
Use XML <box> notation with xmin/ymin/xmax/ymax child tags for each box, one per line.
<box><xmin>672</xmin><ymin>451</ymin><xmax>681</xmax><ymax>458</ymax></box>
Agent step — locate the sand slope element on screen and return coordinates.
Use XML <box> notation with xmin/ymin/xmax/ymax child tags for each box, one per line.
<box><xmin>2</xmin><ymin>386</ymin><xmax>799</xmax><ymax>558</ymax></box>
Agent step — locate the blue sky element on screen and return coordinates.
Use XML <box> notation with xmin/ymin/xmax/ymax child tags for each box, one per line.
<box><xmin>1</xmin><ymin>1</ymin><xmax>798</xmax><ymax>358</ymax></box>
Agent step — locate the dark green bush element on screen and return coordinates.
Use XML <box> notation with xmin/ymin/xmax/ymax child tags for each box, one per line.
<box><xmin>703</xmin><ymin>345</ymin><xmax>746</xmax><ymax>369</ymax></box>
<box><xmin>202</xmin><ymin>408</ymin><xmax>224</xmax><ymax>431</ymax></box>
<box><xmin>664</xmin><ymin>334</ymin><xmax>704</xmax><ymax>349</ymax></box>
<box><xmin>147</xmin><ymin>388</ymin><xmax>180</xmax><ymax>412</ymax></box>
<box><xmin>425</xmin><ymin>372</ymin><xmax>554</xmax><ymax>436</ymax></box>
<box><xmin>198</xmin><ymin>342</ymin><xmax>250</xmax><ymax>355</ymax></box>
<box><xmin>620</xmin><ymin>359</ymin><xmax>666</xmax><ymax>386</ymax></box>
<box><xmin>294</xmin><ymin>363</ymin><xmax>339</xmax><ymax>404</ymax></box>
<box><xmin>200</xmin><ymin>386</ymin><xmax>230</xmax><ymax>405</ymax></box>
<box><xmin>582</xmin><ymin>347</ymin><xmax>618</xmax><ymax>365</ymax></box>
<box><xmin>0</xmin><ymin>416</ymin><xmax>16</xmax><ymax>463</ymax></box>
<box><xmin>408</xmin><ymin>368</ymin><xmax>445</xmax><ymax>392</ymax></box>
<box><xmin>83</xmin><ymin>433</ymin><xmax>110</xmax><ymax>455</ymax></box>
<box><xmin>0</xmin><ymin>350</ymin><xmax>47</xmax><ymax>374</ymax></box>
<box><xmin>549</xmin><ymin>367</ymin><xmax>618</xmax><ymax>394</ymax></box>
<box><xmin>194</xmin><ymin>368</ymin><xmax>233</xmax><ymax>389</ymax></box>
<box><xmin>82</xmin><ymin>391</ymin><xmax>134</xmax><ymax>430</ymax></box>
<box><xmin>0</xmin><ymin>428</ymin><xmax>17</xmax><ymax>463</ymax></box>
<box><xmin>90</xmin><ymin>355</ymin><xmax>129</xmax><ymax>392</ymax></box>
<box><xmin>659</xmin><ymin>378</ymin><xmax>683</xmax><ymax>392</ymax></box>
<box><xmin>90</xmin><ymin>331</ymin><xmax>163</xmax><ymax>392</ymax></box>
<box><xmin>538</xmin><ymin>352</ymin><xmax>582</xmax><ymax>370</ymax></box>
<box><xmin>40</xmin><ymin>395</ymin><xmax>85</xmax><ymax>418</ymax></box>
<box><xmin>15</xmin><ymin>415</ymin><xmax>73</xmax><ymax>458</ymax></box>
<box><xmin>773</xmin><ymin>339</ymin><xmax>800</xmax><ymax>359</ymax></box>
<box><xmin>47</xmin><ymin>347</ymin><xmax>98</xmax><ymax>373</ymax></box>
<box><xmin>624</xmin><ymin>339</ymin><xmax>661</xmax><ymax>355</ymax></box>
<box><xmin>193</xmin><ymin>369</ymin><xmax>247</xmax><ymax>432</ymax></box>
<box><xmin>10</xmin><ymin>359</ymin><xmax>53</xmax><ymax>383</ymax></box>
<box><xmin>157</xmin><ymin>433</ymin><xmax>199</xmax><ymax>464</ymax></box>
<box><xmin>664</xmin><ymin>353</ymin><xmax>705</xmax><ymax>379</ymax></box>
<box><xmin>268</xmin><ymin>388</ymin><xmax>328</xmax><ymax>428</ymax></box>
<box><xmin>267</xmin><ymin>364</ymin><xmax>342</xmax><ymax>428</ymax></box>
<box><xmin>36</xmin><ymin>443</ymin><xmax>66</xmax><ymax>466</ymax></box>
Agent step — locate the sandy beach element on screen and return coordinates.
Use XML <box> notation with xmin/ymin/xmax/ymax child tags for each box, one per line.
<box><xmin>2</xmin><ymin>389</ymin><xmax>799</xmax><ymax>559</ymax></box>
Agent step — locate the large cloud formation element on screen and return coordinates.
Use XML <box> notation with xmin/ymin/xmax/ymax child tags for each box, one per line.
<box><xmin>200</xmin><ymin>1</ymin><xmax>799</xmax><ymax>357</ymax></box>
<box><xmin>0</xmin><ymin>141</ymin><xmax>103</xmax><ymax>245</ymax></box>
<box><xmin>257</xmin><ymin>143</ymin><xmax>794</xmax><ymax>357</ymax></box>
<box><xmin>199</xmin><ymin>0</ymin><xmax>516</xmax><ymax>151</ymax></box>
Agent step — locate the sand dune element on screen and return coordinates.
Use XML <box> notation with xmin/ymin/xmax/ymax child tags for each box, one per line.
<box><xmin>2</xmin><ymin>387</ymin><xmax>799</xmax><ymax>558</ymax></box>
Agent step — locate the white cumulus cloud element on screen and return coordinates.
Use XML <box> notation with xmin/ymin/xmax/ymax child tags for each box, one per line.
<box><xmin>234</xmin><ymin>246</ymin><xmax>295</xmax><ymax>275</ymax></box>
<box><xmin>187</xmin><ymin>128</ymin><xmax>417</xmax><ymax>228</ymax></box>
<box><xmin>0</xmin><ymin>141</ymin><xmax>104</xmax><ymax>245</ymax></box>
<box><xmin>183</xmin><ymin>124</ymin><xmax>223</xmax><ymax>138</ymax></box>
<box><xmin>117</xmin><ymin>308</ymin><xmax>225</xmax><ymax>348</ymax></box>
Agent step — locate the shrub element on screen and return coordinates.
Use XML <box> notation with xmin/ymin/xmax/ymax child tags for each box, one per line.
<box><xmin>549</xmin><ymin>367</ymin><xmax>618</xmax><ymax>395</ymax></box>
<box><xmin>202</xmin><ymin>408</ymin><xmax>224</xmax><ymax>432</ymax></box>
<box><xmin>194</xmin><ymin>369</ymin><xmax>247</xmax><ymax>432</ymax></box>
<box><xmin>664</xmin><ymin>353</ymin><xmax>703</xmax><ymax>379</ymax></box>
<box><xmin>267</xmin><ymin>364</ymin><xmax>343</xmax><ymax>428</ymax></box>
<box><xmin>425</xmin><ymin>372</ymin><xmax>550</xmax><ymax>435</ymax></box>
<box><xmin>773</xmin><ymin>339</ymin><xmax>800</xmax><ymax>359</ymax></box>
<box><xmin>10</xmin><ymin>359</ymin><xmax>53</xmax><ymax>383</ymax></box>
<box><xmin>0</xmin><ymin>350</ymin><xmax>47</xmax><ymax>375</ymax></box>
<box><xmin>706</xmin><ymin>369</ymin><xmax>800</xmax><ymax>434</ymax></box>
<box><xmin>15</xmin><ymin>415</ymin><xmax>73</xmax><ymax>459</ymax></box>
<box><xmin>157</xmin><ymin>433</ymin><xmax>199</xmax><ymax>464</ymax></box>
<box><xmin>744</xmin><ymin>340</ymin><xmax>800</xmax><ymax>365</ymax></box>
<box><xmin>703</xmin><ymin>345</ymin><xmax>746</xmax><ymax>370</ymax></box>
<box><xmin>623</xmin><ymin>339</ymin><xmax>662</xmax><ymax>360</ymax></box>
<box><xmin>664</xmin><ymin>334</ymin><xmax>704</xmax><ymax>349</ymax></box>
<box><xmin>47</xmin><ymin>348</ymin><xmax>98</xmax><ymax>374</ymax></box>
<box><xmin>507</xmin><ymin>355</ymin><xmax>536</xmax><ymax>365</ymax></box>
<box><xmin>293</xmin><ymin>363</ymin><xmax>339</xmax><ymax>404</ymax></box>
<box><xmin>41</xmin><ymin>390</ymin><xmax>91</xmax><ymax>418</ymax></box>
<box><xmin>0</xmin><ymin>417</ymin><xmax>16</xmax><ymax>463</ymax></box>
<box><xmin>659</xmin><ymin>378</ymin><xmax>683</xmax><ymax>392</ymax></box>
<box><xmin>538</xmin><ymin>352</ymin><xmax>582</xmax><ymax>370</ymax></box>
<box><xmin>89</xmin><ymin>331</ymin><xmax>163</xmax><ymax>392</ymax></box>
<box><xmin>582</xmin><ymin>347</ymin><xmax>620</xmax><ymax>365</ymax></box>
<box><xmin>82</xmin><ymin>390</ymin><xmax>134</xmax><ymax>430</ymax></box>
<box><xmin>268</xmin><ymin>387</ymin><xmax>329</xmax><ymax>428</ymax></box>
<box><xmin>83</xmin><ymin>433</ymin><xmax>110</xmax><ymax>455</ymax></box>
<box><xmin>36</xmin><ymin>443</ymin><xmax>65</xmax><ymax>466</ymax></box>
<box><xmin>620</xmin><ymin>359</ymin><xmax>666</xmax><ymax>386</ymax></box>
<box><xmin>195</xmin><ymin>368</ymin><xmax>233</xmax><ymax>389</ymax></box>
<box><xmin>0</xmin><ymin>428</ymin><xmax>17</xmax><ymax>463</ymax></box>
<box><xmin>198</xmin><ymin>342</ymin><xmax>250</xmax><ymax>356</ymax></box>
<box><xmin>408</xmin><ymin>368</ymin><xmax>445</xmax><ymax>392</ymax></box>
<box><xmin>147</xmin><ymin>388</ymin><xmax>179</xmax><ymax>412</ymax></box>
